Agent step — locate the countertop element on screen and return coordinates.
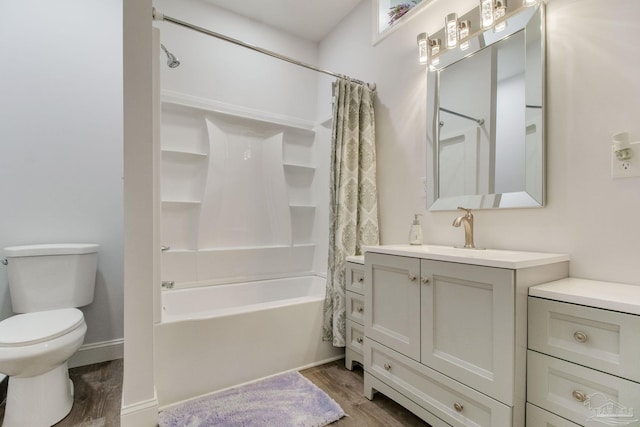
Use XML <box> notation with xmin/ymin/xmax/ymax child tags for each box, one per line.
<box><xmin>362</xmin><ymin>244</ymin><xmax>569</xmax><ymax>269</ymax></box>
<box><xmin>529</xmin><ymin>277</ymin><xmax>640</xmax><ymax>315</ymax></box>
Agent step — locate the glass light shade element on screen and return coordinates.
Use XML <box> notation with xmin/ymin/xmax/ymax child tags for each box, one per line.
<box><xmin>445</xmin><ymin>13</ymin><xmax>459</xmax><ymax>48</ymax></box>
<box><xmin>480</xmin><ymin>0</ymin><xmax>494</xmax><ymax>29</ymax></box>
<box><xmin>417</xmin><ymin>33</ymin><xmax>428</xmax><ymax>65</ymax></box>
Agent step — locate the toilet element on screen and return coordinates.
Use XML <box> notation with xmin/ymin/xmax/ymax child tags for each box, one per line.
<box><xmin>0</xmin><ymin>243</ymin><xmax>99</xmax><ymax>427</ymax></box>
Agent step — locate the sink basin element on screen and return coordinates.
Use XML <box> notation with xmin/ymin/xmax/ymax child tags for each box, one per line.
<box><xmin>362</xmin><ymin>244</ymin><xmax>569</xmax><ymax>269</ymax></box>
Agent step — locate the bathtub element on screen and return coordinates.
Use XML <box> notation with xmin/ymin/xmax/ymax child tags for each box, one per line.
<box><xmin>154</xmin><ymin>275</ymin><xmax>344</xmax><ymax>407</ymax></box>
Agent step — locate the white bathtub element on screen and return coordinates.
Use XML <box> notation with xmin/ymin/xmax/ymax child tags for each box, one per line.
<box><xmin>154</xmin><ymin>275</ymin><xmax>344</xmax><ymax>407</ymax></box>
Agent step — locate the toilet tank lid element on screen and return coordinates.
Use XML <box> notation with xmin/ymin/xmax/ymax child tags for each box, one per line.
<box><xmin>4</xmin><ymin>243</ymin><xmax>99</xmax><ymax>257</ymax></box>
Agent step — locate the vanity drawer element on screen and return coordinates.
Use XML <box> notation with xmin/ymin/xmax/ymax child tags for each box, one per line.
<box><xmin>528</xmin><ymin>297</ymin><xmax>640</xmax><ymax>382</ymax></box>
<box><xmin>526</xmin><ymin>403</ymin><xmax>581</xmax><ymax>427</ymax></box>
<box><xmin>346</xmin><ymin>291</ymin><xmax>364</xmax><ymax>324</ymax></box>
<box><xmin>346</xmin><ymin>320</ymin><xmax>364</xmax><ymax>355</ymax></box>
<box><xmin>365</xmin><ymin>340</ymin><xmax>512</xmax><ymax>427</ymax></box>
<box><xmin>346</xmin><ymin>262</ymin><xmax>365</xmax><ymax>295</ymax></box>
<box><xmin>527</xmin><ymin>350</ymin><xmax>640</xmax><ymax>426</ymax></box>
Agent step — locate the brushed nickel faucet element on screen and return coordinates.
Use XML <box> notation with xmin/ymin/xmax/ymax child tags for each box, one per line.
<box><xmin>452</xmin><ymin>207</ymin><xmax>475</xmax><ymax>249</ymax></box>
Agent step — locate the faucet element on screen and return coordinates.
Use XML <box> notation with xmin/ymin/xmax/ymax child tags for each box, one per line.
<box><xmin>452</xmin><ymin>207</ymin><xmax>475</xmax><ymax>249</ymax></box>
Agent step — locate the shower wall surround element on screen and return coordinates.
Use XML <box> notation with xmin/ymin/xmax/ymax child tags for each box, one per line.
<box><xmin>160</xmin><ymin>92</ymin><xmax>320</xmax><ymax>287</ymax></box>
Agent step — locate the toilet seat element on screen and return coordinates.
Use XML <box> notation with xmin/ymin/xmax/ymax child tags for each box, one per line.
<box><xmin>0</xmin><ymin>308</ymin><xmax>84</xmax><ymax>347</ymax></box>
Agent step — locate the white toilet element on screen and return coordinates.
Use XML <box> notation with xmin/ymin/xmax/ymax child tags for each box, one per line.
<box><xmin>0</xmin><ymin>243</ymin><xmax>99</xmax><ymax>427</ymax></box>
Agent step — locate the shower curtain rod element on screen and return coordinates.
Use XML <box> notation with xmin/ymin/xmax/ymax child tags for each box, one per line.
<box><xmin>152</xmin><ymin>9</ymin><xmax>367</xmax><ymax>86</ymax></box>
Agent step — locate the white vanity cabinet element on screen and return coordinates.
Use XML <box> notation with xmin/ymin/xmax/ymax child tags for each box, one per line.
<box><xmin>345</xmin><ymin>256</ymin><xmax>365</xmax><ymax>370</ymax></box>
<box><xmin>527</xmin><ymin>278</ymin><xmax>640</xmax><ymax>426</ymax></box>
<box><xmin>362</xmin><ymin>245</ymin><xmax>569</xmax><ymax>427</ymax></box>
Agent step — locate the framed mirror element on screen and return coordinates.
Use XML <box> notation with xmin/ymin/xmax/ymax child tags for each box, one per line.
<box><xmin>426</xmin><ymin>5</ymin><xmax>545</xmax><ymax>210</ymax></box>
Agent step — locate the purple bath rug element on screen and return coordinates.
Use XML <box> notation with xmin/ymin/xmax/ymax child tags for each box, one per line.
<box><xmin>158</xmin><ymin>371</ymin><xmax>346</xmax><ymax>427</ymax></box>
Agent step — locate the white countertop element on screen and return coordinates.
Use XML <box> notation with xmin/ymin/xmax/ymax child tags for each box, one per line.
<box><xmin>362</xmin><ymin>245</ymin><xmax>569</xmax><ymax>269</ymax></box>
<box><xmin>529</xmin><ymin>277</ymin><xmax>640</xmax><ymax>315</ymax></box>
<box><xmin>346</xmin><ymin>255</ymin><xmax>364</xmax><ymax>265</ymax></box>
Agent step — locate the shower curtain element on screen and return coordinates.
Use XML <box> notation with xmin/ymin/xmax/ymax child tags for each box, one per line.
<box><xmin>323</xmin><ymin>78</ymin><xmax>380</xmax><ymax>347</ymax></box>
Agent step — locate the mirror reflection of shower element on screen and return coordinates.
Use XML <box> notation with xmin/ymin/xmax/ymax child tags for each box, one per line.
<box><xmin>160</xmin><ymin>43</ymin><xmax>180</xmax><ymax>68</ymax></box>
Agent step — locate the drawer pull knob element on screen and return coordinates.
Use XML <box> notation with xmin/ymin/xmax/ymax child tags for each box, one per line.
<box><xmin>421</xmin><ymin>277</ymin><xmax>430</xmax><ymax>284</ymax></box>
<box><xmin>358</xmin><ymin>276</ymin><xmax>364</xmax><ymax>282</ymax></box>
<box><xmin>384</xmin><ymin>363</ymin><xmax>392</xmax><ymax>371</ymax></box>
<box><xmin>573</xmin><ymin>331</ymin><xmax>588</xmax><ymax>343</ymax></box>
<box><xmin>356</xmin><ymin>337</ymin><xmax>363</xmax><ymax>344</ymax></box>
<box><xmin>357</xmin><ymin>307</ymin><xmax>364</xmax><ymax>313</ymax></box>
<box><xmin>572</xmin><ymin>390</ymin><xmax>587</xmax><ymax>402</ymax></box>
<box><xmin>453</xmin><ymin>402</ymin><xmax>464</xmax><ymax>412</ymax></box>
<box><xmin>408</xmin><ymin>274</ymin><xmax>417</xmax><ymax>281</ymax></box>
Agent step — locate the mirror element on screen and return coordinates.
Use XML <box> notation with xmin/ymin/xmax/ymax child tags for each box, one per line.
<box><xmin>427</xmin><ymin>5</ymin><xmax>545</xmax><ymax>210</ymax></box>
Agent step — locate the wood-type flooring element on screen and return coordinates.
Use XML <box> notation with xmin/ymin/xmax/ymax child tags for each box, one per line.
<box><xmin>0</xmin><ymin>358</ymin><xmax>431</xmax><ymax>426</ymax></box>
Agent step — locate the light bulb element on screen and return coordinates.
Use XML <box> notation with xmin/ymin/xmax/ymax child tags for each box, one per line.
<box><xmin>417</xmin><ymin>33</ymin><xmax>428</xmax><ymax>65</ymax></box>
<box><xmin>446</xmin><ymin>13</ymin><xmax>459</xmax><ymax>48</ymax></box>
<box><xmin>480</xmin><ymin>0</ymin><xmax>494</xmax><ymax>29</ymax></box>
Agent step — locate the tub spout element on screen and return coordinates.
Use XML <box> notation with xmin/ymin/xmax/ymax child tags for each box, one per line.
<box><xmin>452</xmin><ymin>207</ymin><xmax>475</xmax><ymax>249</ymax></box>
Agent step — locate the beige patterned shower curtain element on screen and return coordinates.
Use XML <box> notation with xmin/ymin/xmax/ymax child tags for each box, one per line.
<box><xmin>322</xmin><ymin>78</ymin><xmax>380</xmax><ymax>347</ymax></box>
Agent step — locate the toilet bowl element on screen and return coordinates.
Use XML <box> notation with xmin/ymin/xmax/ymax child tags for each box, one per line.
<box><xmin>0</xmin><ymin>308</ymin><xmax>87</xmax><ymax>427</ymax></box>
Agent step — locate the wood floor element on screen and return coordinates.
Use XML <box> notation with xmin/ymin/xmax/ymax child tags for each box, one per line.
<box><xmin>0</xmin><ymin>358</ymin><xmax>431</xmax><ymax>427</ymax></box>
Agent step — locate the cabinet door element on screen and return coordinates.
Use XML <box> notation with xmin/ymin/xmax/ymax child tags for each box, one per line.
<box><xmin>421</xmin><ymin>259</ymin><xmax>515</xmax><ymax>405</ymax></box>
<box><xmin>365</xmin><ymin>253</ymin><xmax>421</xmax><ymax>361</ymax></box>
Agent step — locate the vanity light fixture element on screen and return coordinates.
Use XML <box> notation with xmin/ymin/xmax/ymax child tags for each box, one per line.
<box><xmin>480</xmin><ymin>0</ymin><xmax>494</xmax><ymax>29</ymax></box>
<box><xmin>445</xmin><ymin>13</ymin><xmax>459</xmax><ymax>48</ymax></box>
<box><xmin>417</xmin><ymin>32</ymin><xmax>429</xmax><ymax>65</ymax></box>
<box><xmin>524</xmin><ymin>0</ymin><xmax>538</xmax><ymax>5</ymax></box>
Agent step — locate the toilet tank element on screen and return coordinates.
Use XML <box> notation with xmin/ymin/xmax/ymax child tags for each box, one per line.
<box><xmin>3</xmin><ymin>243</ymin><xmax>99</xmax><ymax>313</ymax></box>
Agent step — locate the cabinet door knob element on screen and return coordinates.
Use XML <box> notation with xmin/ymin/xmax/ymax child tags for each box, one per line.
<box><xmin>572</xmin><ymin>390</ymin><xmax>587</xmax><ymax>402</ymax></box>
<box><xmin>357</xmin><ymin>306</ymin><xmax>364</xmax><ymax>313</ymax></box>
<box><xmin>358</xmin><ymin>276</ymin><xmax>364</xmax><ymax>282</ymax></box>
<box><xmin>453</xmin><ymin>402</ymin><xmax>464</xmax><ymax>412</ymax></box>
<box><xmin>384</xmin><ymin>363</ymin><xmax>392</xmax><ymax>371</ymax></box>
<box><xmin>408</xmin><ymin>274</ymin><xmax>417</xmax><ymax>281</ymax></box>
<box><xmin>573</xmin><ymin>331</ymin><xmax>588</xmax><ymax>343</ymax></box>
<box><xmin>421</xmin><ymin>277</ymin><xmax>430</xmax><ymax>284</ymax></box>
<box><xmin>356</xmin><ymin>337</ymin><xmax>363</xmax><ymax>344</ymax></box>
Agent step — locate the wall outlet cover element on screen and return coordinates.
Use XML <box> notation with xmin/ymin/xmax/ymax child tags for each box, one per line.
<box><xmin>611</xmin><ymin>141</ymin><xmax>640</xmax><ymax>179</ymax></box>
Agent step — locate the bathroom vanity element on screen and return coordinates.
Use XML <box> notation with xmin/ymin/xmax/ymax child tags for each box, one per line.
<box><xmin>361</xmin><ymin>245</ymin><xmax>569</xmax><ymax>427</ymax></box>
<box><xmin>527</xmin><ymin>278</ymin><xmax>640</xmax><ymax>426</ymax></box>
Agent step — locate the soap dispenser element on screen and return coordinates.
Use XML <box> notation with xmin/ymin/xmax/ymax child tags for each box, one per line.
<box><xmin>409</xmin><ymin>214</ymin><xmax>423</xmax><ymax>245</ymax></box>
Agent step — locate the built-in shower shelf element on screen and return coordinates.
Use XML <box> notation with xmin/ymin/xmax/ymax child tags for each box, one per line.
<box><xmin>161</xmin><ymin>200</ymin><xmax>202</xmax><ymax>205</ymax></box>
<box><xmin>161</xmin><ymin>149</ymin><xmax>208</xmax><ymax>158</ymax></box>
<box><xmin>289</xmin><ymin>204</ymin><xmax>316</xmax><ymax>210</ymax></box>
<box><xmin>283</xmin><ymin>163</ymin><xmax>315</xmax><ymax>172</ymax></box>
<box><xmin>161</xmin><ymin>90</ymin><xmax>316</xmax><ymax>132</ymax></box>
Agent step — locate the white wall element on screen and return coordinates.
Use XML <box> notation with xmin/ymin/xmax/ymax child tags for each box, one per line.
<box><xmin>0</xmin><ymin>1</ymin><xmax>123</xmax><ymax>344</ymax></box>
<box><xmin>319</xmin><ymin>0</ymin><xmax>640</xmax><ymax>285</ymax></box>
<box><xmin>153</xmin><ymin>0</ymin><xmax>320</xmax><ymax>122</ymax></box>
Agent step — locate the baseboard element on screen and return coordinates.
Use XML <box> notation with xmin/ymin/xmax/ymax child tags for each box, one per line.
<box><xmin>68</xmin><ymin>338</ymin><xmax>124</xmax><ymax>368</ymax></box>
<box><xmin>121</xmin><ymin>395</ymin><xmax>159</xmax><ymax>427</ymax></box>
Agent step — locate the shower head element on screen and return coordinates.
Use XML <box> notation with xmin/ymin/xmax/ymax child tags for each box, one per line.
<box><xmin>160</xmin><ymin>43</ymin><xmax>180</xmax><ymax>68</ymax></box>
